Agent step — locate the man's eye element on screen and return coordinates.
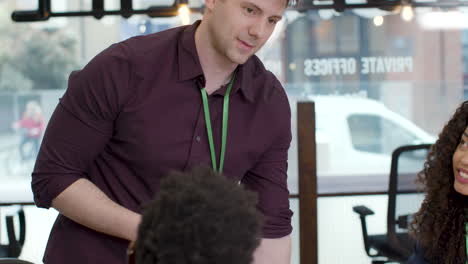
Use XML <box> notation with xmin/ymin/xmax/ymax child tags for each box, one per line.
<box><xmin>268</xmin><ymin>18</ymin><xmax>278</xmax><ymax>24</ymax></box>
<box><xmin>245</xmin><ymin>7</ymin><xmax>254</xmax><ymax>14</ymax></box>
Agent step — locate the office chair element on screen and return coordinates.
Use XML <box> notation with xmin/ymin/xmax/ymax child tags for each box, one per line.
<box><xmin>0</xmin><ymin>259</ymin><xmax>34</xmax><ymax>264</ymax></box>
<box><xmin>0</xmin><ymin>207</ymin><xmax>26</xmax><ymax>258</ymax></box>
<box><xmin>353</xmin><ymin>144</ymin><xmax>431</xmax><ymax>264</ymax></box>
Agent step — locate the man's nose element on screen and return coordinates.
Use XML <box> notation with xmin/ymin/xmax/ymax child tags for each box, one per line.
<box><xmin>248</xmin><ymin>21</ymin><xmax>267</xmax><ymax>39</ymax></box>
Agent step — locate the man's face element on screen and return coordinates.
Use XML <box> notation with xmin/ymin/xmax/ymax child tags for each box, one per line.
<box><xmin>204</xmin><ymin>0</ymin><xmax>286</xmax><ymax>64</ymax></box>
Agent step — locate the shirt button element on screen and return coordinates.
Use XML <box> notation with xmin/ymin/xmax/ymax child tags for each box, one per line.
<box><xmin>195</xmin><ymin>136</ymin><xmax>201</xmax><ymax>142</ymax></box>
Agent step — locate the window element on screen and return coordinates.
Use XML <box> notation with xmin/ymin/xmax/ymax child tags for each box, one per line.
<box><xmin>348</xmin><ymin>114</ymin><xmax>418</xmax><ymax>154</ymax></box>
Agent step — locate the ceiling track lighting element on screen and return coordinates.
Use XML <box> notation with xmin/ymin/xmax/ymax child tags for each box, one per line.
<box><xmin>296</xmin><ymin>0</ymin><xmax>468</xmax><ymax>13</ymax></box>
<box><xmin>11</xmin><ymin>0</ymin><xmax>468</xmax><ymax>22</ymax></box>
<box><xmin>11</xmin><ymin>0</ymin><xmax>200</xmax><ymax>22</ymax></box>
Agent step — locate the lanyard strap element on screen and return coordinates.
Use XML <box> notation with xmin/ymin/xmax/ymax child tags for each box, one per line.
<box><xmin>200</xmin><ymin>73</ymin><xmax>236</xmax><ymax>173</ymax></box>
<box><xmin>466</xmin><ymin>222</ymin><xmax>468</xmax><ymax>261</ymax></box>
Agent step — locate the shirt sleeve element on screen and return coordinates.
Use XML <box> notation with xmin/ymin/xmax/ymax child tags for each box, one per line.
<box><xmin>241</xmin><ymin>82</ymin><xmax>293</xmax><ymax>239</ymax></box>
<box><xmin>32</xmin><ymin>43</ymin><xmax>132</xmax><ymax>209</ymax></box>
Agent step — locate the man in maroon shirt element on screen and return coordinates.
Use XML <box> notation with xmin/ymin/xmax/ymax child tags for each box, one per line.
<box><xmin>32</xmin><ymin>0</ymin><xmax>294</xmax><ymax>263</ymax></box>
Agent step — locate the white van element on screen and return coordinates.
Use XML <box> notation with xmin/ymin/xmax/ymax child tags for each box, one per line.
<box><xmin>288</xmin><ymin>95</ymin><xmax>435</xmax><ymax>182</ymax></box>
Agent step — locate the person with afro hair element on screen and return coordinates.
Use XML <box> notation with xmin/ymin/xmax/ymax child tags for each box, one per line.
<box><xmin>409</xmin><ymin>101</ymin><xmax>468</xmax><ymax>264</ymax></box>
<box><xmin>129</xmin><ymin>167</ymin><xmax>262</xmax><ymax>264</ymax></box>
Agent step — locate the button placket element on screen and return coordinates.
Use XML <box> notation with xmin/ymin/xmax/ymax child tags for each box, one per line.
<box><xmin>183</xmin><ymin>102</ymin><xmax>207</xmax><ymax>170</ymax></box>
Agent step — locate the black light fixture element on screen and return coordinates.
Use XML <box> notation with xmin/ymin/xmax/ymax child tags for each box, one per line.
<box><xmin>367</xmin><ymin>0</ymin><xmax>400</xmax><ymax>12</ymax></box>
<box><xmin>11</xmin><ymin>0</ymin><xmax>468</xmax><ymax>22</ymax></box>
<box><xmin>296</xmin><ymin>0</ymin><xmax>468</xmax><ymax>12</ymax></box>
<box><xmin>11</xmin><ymin>0</ymin><xmax>51</xmax><ymax>22</ymax></box>
<box><xmin>11</xmin><ymin>0</ymin><xmax>197</xmax><ymax>22</ymax></box>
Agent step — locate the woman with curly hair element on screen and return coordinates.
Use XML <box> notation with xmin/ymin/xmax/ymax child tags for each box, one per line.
<box><xmin>129</xmin><ymin>167</ymin><xmax>262</xmax><ymax>264</ymax></box>
<box><xmin>409</xmin><ymin>101</ymin><xmax>468</xmax><ymax>264</ymax></box>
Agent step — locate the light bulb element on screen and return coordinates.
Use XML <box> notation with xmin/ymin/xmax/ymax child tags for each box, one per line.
<box><xmin>178</xmin><ymin>4</ymin><xmax>191</xmax><ymax>25</ymax></box>
<box><xmin>401</xmin><ymin>5</ymin><xmax>414</xmax><ymax>22</ymax></box>
<box><xmin>373</xmin><ymin>16</ymin><xmax>384</xmax><ymax>27</ymax></box>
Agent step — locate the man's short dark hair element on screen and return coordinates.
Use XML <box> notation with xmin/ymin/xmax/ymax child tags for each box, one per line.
<box><xmin>135</xmin><ymin>167</ymin><xmax>262</xmax><ymax>264</ymax></box>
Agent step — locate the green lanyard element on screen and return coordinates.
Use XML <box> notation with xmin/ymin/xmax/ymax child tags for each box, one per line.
<box><xmin>200</xmin><ymin>73</ymin><xmax>236</xmax><ymax>174</ymax></box>
<box><xmin>466</xmin><ymin>222</ymin><xmax>468</xmax><ymax>262</ymax></box>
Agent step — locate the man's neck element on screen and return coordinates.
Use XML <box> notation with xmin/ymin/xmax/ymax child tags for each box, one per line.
<box><xmin>195</xmin><ymin>21</ymin><xmax>237</xmax><ymax>95</ymax></box>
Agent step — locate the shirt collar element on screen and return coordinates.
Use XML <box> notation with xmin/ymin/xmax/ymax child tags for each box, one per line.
<box><xmin>177</xmin><ymin>20</ymin><xmax>255</xmax><ymax>102</ymax></box>
<box><xmin>178</xmin><ymin>20</ymin><xmax>204</xmax><ymax>82</ymax></box>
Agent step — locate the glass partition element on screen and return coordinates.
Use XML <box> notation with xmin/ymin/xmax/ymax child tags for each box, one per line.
<box><xmin>0</xmin><ymin>1</ymin><xmax>202</xmax><ymax>202</ymax></box>
<box><xmin>257</xmin><ymin>9</ymin><xmax>462</xmax><ymax>194</ymax></box>
<box><xmin>4</xmin><ymin>0</ymin><xmax>462</xmax><ymax>198</ymax></box>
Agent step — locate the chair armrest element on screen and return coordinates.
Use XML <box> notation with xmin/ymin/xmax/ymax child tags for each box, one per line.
<box><xmin>2</xmin><ymin>207</ymin><xmax>26</xmax><ymax>258</ymax></box>
<box><xmin>352</xmin><ymin>205</ymin><xmax>379</xmax><ymax>258</ymax></box>
<box><xmin>5</xmin><ymin>216</ymin><xmax>21</xmax><ymax>258</ymax></box>
<box><xmin>17</xmin><ymin>209</ymin><xmax>25</xmax><ymax>247</ymax></box>
<box><xmin>353</xmin><ymin>205</ymin><xmax>375</xmax><ymax>217</ymax></box>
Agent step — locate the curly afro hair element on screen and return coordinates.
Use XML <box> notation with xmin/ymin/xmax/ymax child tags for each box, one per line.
<box><xmin>411</xmin><ymin>101</ymin><xmax>468</xmax><ymax>264</ymax></box>
<box><xmin>135</xmin><ymin>167</ymin><xmax>262</xmax><ymax>264</ymax></box>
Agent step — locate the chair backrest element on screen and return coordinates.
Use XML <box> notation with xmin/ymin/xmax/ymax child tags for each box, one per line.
<box><xmin>386</xmin><ymin>144</ymin><xmax>431</xmax><ymax>248</ymax></box>
<box><xmin>0</xmin><ymin>207</ymin><xmax>26</xmax><ymax>258</ymax></box>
